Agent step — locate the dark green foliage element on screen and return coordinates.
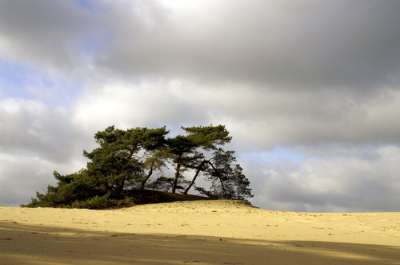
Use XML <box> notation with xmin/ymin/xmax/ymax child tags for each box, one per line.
<box><xmin>167</xmin><ymin>125</ymin><xmax>232</xmax><ymax>193</ymax></box>
<box><xmin>83</xmin><ymin>126</ymin><xmax>170</xmax><ymax>194</ymax></box>
<box><xmin>194</xmin><ymin>149</ymin><xmax>253</xmax><ymax>200</ymax></box>
<box><xmin>147</xmin><ymin>176</ymin><xmax>174</xmax><ymax>192</ymax></box>
<box><xmin>23</xmin><ymin>169</ymin><xmax>98</xmax><ymax>208</ymax></box>
<box><xmin>23</xmin><ymin>124</ymin><xmax>253</xmax><ymax>209</ymax></box>
<box><xmin>146</xmin><ymin>175</ymin><xmax>190</xmax><ymax>192</ymax></box>
<box><xmin>70</xmin><ymin>194</ymin><xmax>134</xmax><ymax>209</ymax></box>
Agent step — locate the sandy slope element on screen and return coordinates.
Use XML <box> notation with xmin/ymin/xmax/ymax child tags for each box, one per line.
<box><xmin>1</xmin><ymin>200</ymin><xmax>399</xmax><ymax>265</ymax></box>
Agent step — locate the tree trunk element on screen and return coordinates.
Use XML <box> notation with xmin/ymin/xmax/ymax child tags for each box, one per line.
<box><xmin>116</xmin><ymin>178</ymin><xmax>125</xmax><ymax>194</ymax></box>
<box><xmin>141</xmin><ymin>166</ymin><xmax>153</xmax><ymax>191</ymax></box>
<box><xmin>171</xmin><ymin>163</ymin><xmax>181</xmax><ymax>194</ymax></box>
<box><xmin>183</xmin><ymin>160</ymin><xmax>207</xmax><ymax>195</ymax></box>
<box><xmin>171</xmin><ymin>152</ymin><xmax>183</xmax><ymax>194</ymax></box>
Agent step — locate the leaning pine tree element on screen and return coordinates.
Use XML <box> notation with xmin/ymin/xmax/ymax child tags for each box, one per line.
<box><xmin>23</xmin><ymin>124</ymin><xmax>253</xmax><ymax>209</ymax></box>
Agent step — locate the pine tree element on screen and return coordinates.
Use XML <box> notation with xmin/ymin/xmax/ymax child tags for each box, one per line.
<box><xmin>167</xmin><ymin>125</ymin><xmax>231</xmax><ymax>193</ymax></box>
<box><xmin>23</xmin><ymin>124</ymin><xmax>253</xmax><ymax>208</ymax></box>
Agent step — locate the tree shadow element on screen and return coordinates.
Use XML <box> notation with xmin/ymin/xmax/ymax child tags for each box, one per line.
<box><xmin>1</xmin><ymin>221</ymin><xmax>399</xmax><ymax>265</ymax></box>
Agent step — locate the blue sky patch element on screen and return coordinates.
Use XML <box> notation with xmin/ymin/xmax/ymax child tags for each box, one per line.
<box><xmin>0</xmin><ymin>58</ymin><xmax>83</xmax><ymax>109</ymax></box>
<box><xmin>72</xmin><ymin>0</ymin><xmax>111</xmax><ymax>13</ymax></box>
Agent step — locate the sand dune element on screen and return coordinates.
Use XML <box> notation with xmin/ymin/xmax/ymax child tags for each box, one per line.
<box><xmin>1</xmin><ymin>200</ymin><xmax>399</xmax><ymax>264</ymax></box>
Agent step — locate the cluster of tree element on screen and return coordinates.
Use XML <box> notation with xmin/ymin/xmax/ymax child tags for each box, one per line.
<box><xmin>24</xmin><ymin>125</ymin><xmax>253</xmax><ymax>208</ymax></box>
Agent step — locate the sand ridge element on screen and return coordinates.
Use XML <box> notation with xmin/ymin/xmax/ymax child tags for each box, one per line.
<box><xmin>1</xmin><ymin>201</ymin><xmax>399</xmax><ymax>264</ymax></box>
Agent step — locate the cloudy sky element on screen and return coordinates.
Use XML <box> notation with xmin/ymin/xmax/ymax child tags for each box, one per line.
<box><xmin>1</xmin><ymin>0</ymin><xmax>400</xmax><ymax>212</ymax></box>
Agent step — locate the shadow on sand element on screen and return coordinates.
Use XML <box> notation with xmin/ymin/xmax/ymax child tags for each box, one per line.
<box><xmin>1</xmin><ymin>221</ymin><xmax>399</xmax><ymax>265</ymax></box>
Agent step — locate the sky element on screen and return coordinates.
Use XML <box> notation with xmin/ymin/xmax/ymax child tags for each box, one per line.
<box><xmin>1</xmin><ymin>0</ymin><xmax>400</xmax><ymax>212</ymax></box>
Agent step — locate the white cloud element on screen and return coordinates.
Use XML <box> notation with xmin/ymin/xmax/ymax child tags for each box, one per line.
<box><xmin>77</xmin><ymin>81</ymin><xmax>400</xmax><ymax>150</ymax></box>
<box><xmin>70</xmin><ymin>79</ymin><xmax>211</xmax><ymax>134</ymax></box>
<box><xmin>0</xmin><ymin>153</ymin><xmax>86</xmax><ymax>206</ymax></box>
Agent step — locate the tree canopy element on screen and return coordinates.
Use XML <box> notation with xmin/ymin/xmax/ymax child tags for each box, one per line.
<box><xmin>23</xmin><ymin>125</ymin><xmax>253</xmax><ymax>209</ymax></box>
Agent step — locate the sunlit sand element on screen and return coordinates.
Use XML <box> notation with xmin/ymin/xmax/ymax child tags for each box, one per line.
<box><xmin>1</xmin><ymin>201</ymin><xmax>399</xmax><ymax>264</ymax></box>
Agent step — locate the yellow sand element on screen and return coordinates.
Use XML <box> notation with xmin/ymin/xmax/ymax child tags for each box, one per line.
<box><xmin>1</xmin><ymin>200</ymin><xmax>399</xmax><ymax>264</ymax></box>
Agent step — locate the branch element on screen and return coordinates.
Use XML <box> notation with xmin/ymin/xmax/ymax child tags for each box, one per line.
<box><xmin>183</xmin><ymin>160</ymin><xmax>208</xmax><ymax>195</ymax></box>
<box><xmin>205</xmin><ymin>160</ymin><xmax>227</xmax><ymax>196</ymax></box>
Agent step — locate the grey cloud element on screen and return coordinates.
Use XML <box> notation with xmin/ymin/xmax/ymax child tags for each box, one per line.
<box><xmin>165</xmin><ymin>84</ymin><xmax>400</xmax><ymax>149</ymax></box>
<box><xmin>98</xmin><ymin>0</ymin><xmax>400</xmax><ymax>90</ymax></box>
<box><xmin>0</xmin><ymin>0</ymin><xmax>105</xmax><ymax>74</ymax></box>
<box><xmin>2</xmin><ymin>0</ymin><xmax>400</xmax><ymax>90</ymax></box>
<box><xmin>0</xmin><ymin>98</ymin><xmax>77</xmax><ymax>162</ymax></box>
<box><xmin>246</xmin><ymin>146</ymin><xmax>400</xmax><ymax>212</ymax></box>
<box><xmin>0</xmin><ymin>153</ymin><xmax>86</xmax><ymax>206</ymax></box>
<box><xmin>0</xmin><ymin>154</ymin><xmax>55</xmax><ymax>206</ymax></box>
